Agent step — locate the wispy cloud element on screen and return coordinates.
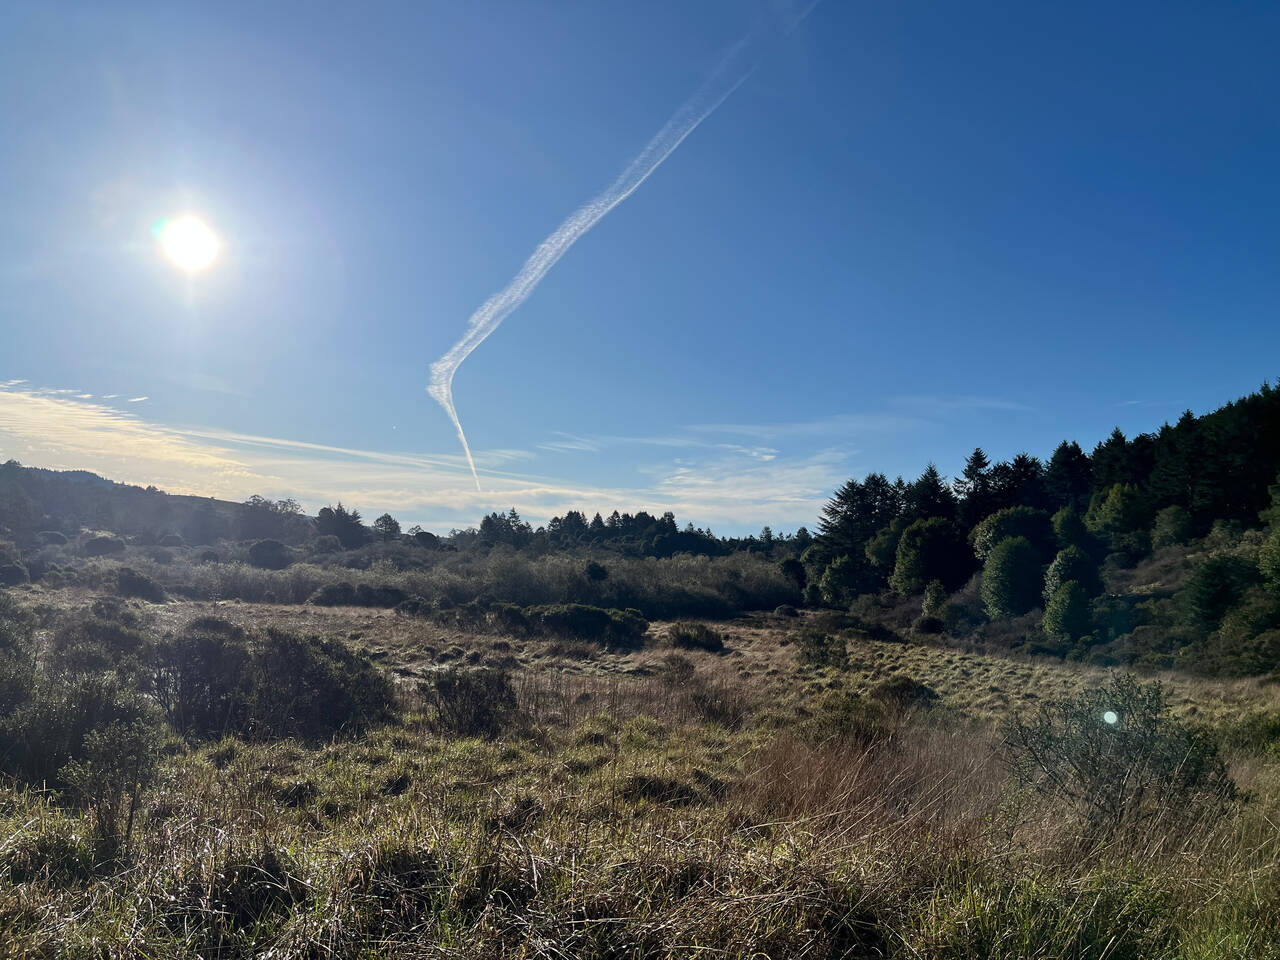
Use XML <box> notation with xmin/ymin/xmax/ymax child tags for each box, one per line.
<box><xmin>127</xmin><ymin>396</ymin><xmax>149</xmax><ymax>403</ymax></box>
<box><xmin>0</xmin><ymin>385</ymin><xmax>837</xmax><ymax>532</ymax></box>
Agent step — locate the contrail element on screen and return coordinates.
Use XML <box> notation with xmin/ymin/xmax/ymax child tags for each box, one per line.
<box><xmin>429</xmin><ymin>12</ymin><xmax>814</xmax><ymax>490</ymax></box>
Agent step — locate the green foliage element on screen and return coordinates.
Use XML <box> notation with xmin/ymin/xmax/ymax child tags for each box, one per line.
<box><xmin>0</xmin><ymin>674</ymin><xmax>156</xmax><ymax>788</ymax></box>
<box><xmin>1182</xmin><ymin>554</ymin><xmax>1259</xmax><ymax>628</ymax></box>
<box><xmin>372</xmin><ymin>513</ymin><xmax>401</xmax><ymax>540</ymax></box>
<box><xmin>1050</xmin><ymin>505</ymin><xmax>1091</xmax><ymax>552</ymax></box>
<box><xmin>1085</xmin><ymin>483</ymin><xmax>1152</xmax><ymax>557</ymax></box>
<box><xmin>971</xmin><ymin>506</ymin><xmax>1053</xmax><ymax>562</ymax></box>
<box><xmin>525</xmin><ymin>603</ymin><xmax>649</xmax><ymax>649</ymax></box>
<box><xmin>818</xmin><ymin>554</ymin><xmax>864</xmax><ymax>607</ymax></box>
<box><xmin>116</xmin><ymin>565</ymin><xmax>165</xmax><ymax>602</ymax></box>
<box><xmin>921</xmin><ymin>579</ymin><xmax>948</xmax><ymax>619</ymax></box>
<box><xmin>60</xmin><ymin>719</ymin><xmax>160</xmax><ymax>843</ymax></box>
<box><xmin>1152</xmin><ymin>504</ymin><xmax>1193</xmax><ymax>548</ymax></box>
<box><xmin>1004</xmin><ymin>675</ymin><xmax>1235</xmax><ymax>835</ymax></box>
<box><xmin>980</xmin><ymin>537</ymin><xmax>1043</xmax><ymax>619</ymax></box>
<box><xmin>248</xmin><ymin>539</ymin><xmax>291</xmax><ymax>570</ymax></box>
<box><xmin>82</xmin><ymin>535</ymin><xmax>125</xmax><ymax>557</ymax></box>
<box><xmin>151</xmin><ymin>619</ymin><xmax>395</xmax><ymax>741</ymax></box>
<box><xmin>890</xmin><ymin>518</ymin><xmax>971</xmax><ymax>595</ymax></box>
<box><xmin>422</xmin><ymin>666</ymin><xmax>517</xmax><ymax>737</ymax></box>
<box><xmin>0</xmin><ymin>560</ymin><xmax>28</xmax><ymax>586</ymax></box>
<box><xmin>864</xmin><ymin>517</ymin><xmax>909</xmax><ymax>572</ymax></box>
<box><xmin>794</xmin><ymin>629</ymin><xmax>848</xmax><ymax>669</ymax></box>
<box><xmin>1206</xmin><ymin>587</ymin><xmax>1280</xmax><ymax>675</ymax></box>
<box><xmin>316</xmin><ymin>502</ymin><xmax>368</xmax><ymax>549</ymax></box>
<box><xmin>670</xmin><ymin>621</ymin><xmax>727</xmax><ymax>653</ymax></box>
<box><xmin>1042</xmin><ymin>546</ymin><xmax>1102</xmax><ymax>602</ymax></box>
<box><xmin>1259</xmin><ymin>527</ymin><xmax>1280</xmax><ymax>584</ymax></box>
<box><xmin>1042</xmin><ymin>580</ymin><xmax>1093</xmax><ymax>643</ymax></box>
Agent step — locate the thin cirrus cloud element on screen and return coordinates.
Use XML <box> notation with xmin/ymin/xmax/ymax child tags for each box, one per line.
<box><xmin>0</xmin><ymin>384</ymin><xmax>841</xmax><ymax>531</ymax></box>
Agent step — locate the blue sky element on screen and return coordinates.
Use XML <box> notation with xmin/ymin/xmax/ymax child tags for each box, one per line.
<box><xmin>2</xmin><ymin>1</ymin><xmax>1278</xmax><ymax>533</ymax></box>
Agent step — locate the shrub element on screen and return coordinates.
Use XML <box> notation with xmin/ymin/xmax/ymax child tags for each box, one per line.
<box><xmin>1151</xmin><ymin>505</ymin><xmax>1193</xmax><ymax>548</ymax></box>
<box><xmin>1181</xmin><ymin>554</ymin><xmax>1258</xmax><ymax>628</ymax></box>
<box><xmin>774</xmin><ymin>604</ymin><xmax>799</xmax><ymax>617</ymax></box>
<box><xmin>158</xmin><ymin>533</ymin><xmax>185</xmax><ymax>547</ymax></box>
<box><xmin>116</xmin><ymin>566</ymin><xmax>166</xmax><ymax>602</ymax></box>
<box><xmin>37</xmin><ymin>530</ymin><xmax>69</xmax><ymax>546</ymax></box>
<box><xmin>981</xmin><ymin>537</ymin><xmax>1043</xmax><ymax>619</ymax></box>
<box><xmin>527</xmin><ymin>603</ymin><xmax>648</xmax><ymax>649</ymax></box>
<box><xmin>313</xmin><ymin>534</ymin><xmax>342</xmax><ymax>554</ymax></box>
<box><xmin>423</xmin><ymin>667</ymin><xmax>517</xmax><ymax>737</ymax></box>
<box><xmin>1052</xmin><ymin>506</ymin><xmax>1092</xmax><ymax>552</ymax></box>
<box><xmin>48</xmin><ymin>611</ymin><xmax>150</xmax><ymax>680</ymax></box>
<box><xmin>151</xmin><ymin>618</ymin><xmax>252</xmax><ymax>738</ymax></box>
<box><xmin>891</xmin><ymin>518</ymin><xmax>972</xmax><ymax>594</ymax></box>
<box><xmin>354</xmin><ymin>583</ymin><xmax>408</xmax><ymax>607</ymax></box>
<box><xmin>1003</xmin><ymin>674</ymin><xmax>1235</xmax><ymax>836</ymax></box>
<box><xmin>152</xmin><ymin>621</ymin><xmax>395</xmax><ymax>741</ymax></box>
<box><xmin>921</xmin><ymin>580</ymin><xmax>948</xmax><ymax>619</ymax></box>
<box><xmin>794</xmin><ymin>629</ymin><xmax>847</xmax><ymax>669</ymax></box>
<box><xmin>242</xmin><ymin>628</ymin><xmax>396</xmax><ymax>739</ymax></box>
<box><xmin>82</xmin><ymin>535</ymin><xmax>125</xmax><ymax>557</ymax></box>
<box><xmin>869</xmin><ymin>675</ymin><xmax>938</xmax><ymax>711</ymax></box>
<box><xmin>487</xmin><ymin>602</ymin><xmax>531</xmax><ymax>635</ymax></box>
<box><xmin>670</xmin><ymin>622</ymin><xmax>726</xmax><ymax>653</ymax></box>
<box><xmin>1042</xmin><ymin>546</ymin><xmax>1102</xmax><ymax>602</ymax></box>
<box><xmin>971</xmin><ymin>506</ymin><xmax>1053</xmax><ymax>562</ymax></box>
<box><xmin>1042</xmin><ymin>580</ymin><xmax>1093</xmax><ymax>643</ymax></box>
<box><xmin>0</xmin><ymin>560</ymin><xmax>28</xmax><ymax>586</ymax></box>
<box><xmin>584</xmin><ymin>560</ymin><xmax>609</xmax><ymax>581</ymax></box>
<box><xmin>309</xmin><ymin>582</ymin><xmax>357</xmax><ymax>606</ymax></box>
<box><xmin>0</xmin><ymin>674</ymin><xmax>158</xmax><ymax>789</ymax></box>
<box><xmin>248</xmin><ymin>539</ymin><xmax>291</xmax><ymax>570</ymax></box>
<box><xmin>60</xmin><ymin>719</ymin><xmax>160</xmax><ymax>843</ymax></box>
<box><xmin>1259</xmin><ymin>527</ymin><xmax>1280</xmax><ymax>585</ymax></box>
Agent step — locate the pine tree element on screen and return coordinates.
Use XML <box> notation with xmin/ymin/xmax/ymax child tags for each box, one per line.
<box><xmin>1045</xmin><ymin>441</ymin><xmax>1093</xmax><ymax>511</ymax></box>
<box><xmin>903</xmin><ymin>464</ymin><xmax>957</xmax><ymax>523</ymax></box>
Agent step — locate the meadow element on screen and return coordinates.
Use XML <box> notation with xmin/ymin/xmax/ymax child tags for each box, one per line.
<box><xmin>2</xmin><ymin>562</ymin><xmax>1279</xmax><ymax>959</ymax></box>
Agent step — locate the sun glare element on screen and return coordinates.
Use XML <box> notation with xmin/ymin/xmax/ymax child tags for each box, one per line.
<box><xmin>157</xmin><ymin>216</ymin><xmax>219</xmax><ymax>272</ymax></box>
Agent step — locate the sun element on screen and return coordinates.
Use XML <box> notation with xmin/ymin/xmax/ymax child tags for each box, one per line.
<box><xmin>157</xmin><ymin>216</ymin><xmax>219</xmax><ymax>271</ymax></box>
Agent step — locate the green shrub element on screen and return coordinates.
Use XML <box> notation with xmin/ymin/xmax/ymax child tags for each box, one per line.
<box><xmin>60</xmin><ymin>719</ymin><xmax>160</xmax><ymax>843</ymax></box>
<box><xmin>891</xmin><ymin>518</ymin><xmax>972</xmax><ymax>595</ymax></box>
<box><xmin>242</xmin><ymin>629</ymin><xmax>396</xmax><ymax>740</ymax></box>
<box><xmin>1042</xmin><ymin>580</ymin><xmax>1093</xmax><ymax>643</ymax></box>
<box><xmin>0</xmin><ymin>674</ymin><xmax>157</xmax><ymax>789</ymax></box>
<box><xmin>1182</xmin><ymin>554</ymin><xmax>1258</xmax><ymax>628</ymax></box>
<box><xmin>1042</xmin><ymin>546</ymin><xmax>1102</xmax><ymax>602</ymax></box>
<box><xmin>82</xmin><ymin>535</ymin><xmax>125</xmax><ymax>557</ymax></box>
<box><xmin>870</xmin><ymin>675</ymin><xmax>938</xmax><ymax>710</ymax></box>
<box><xmin>248</xmin><ymin>538</ymin><xmax>291</xmax><ymax>570</ymax></box>
<box><xmin>971</xmin><ymin>506</ymin><xmax>1053</xmax><ymax>562</ymax></box>
<box><xmin>795</xmin><ymin>629</ymin><xmax>847</xmax><ymax>669</ymax></box>
<box><xmin>117</xmin><ymin>565</ymin><xmax>166</xmax><ymax>602</ymax></box>
<box><xmin>152</xmin><ymin>620</ymin><xmax>395</xmax><ymax>741</ymax></box>
<box><xmin>981</xmin><ymin>537</ymin><xmax>1043</xmax><ymax>619</ymax></box>
<box><xmin>1152</xmin><ymin>505</ymin><xmax>1193</xmax><ymax>548</ymax></box>
<box><xmin>151</xmin><ymin>618</ymin><xmax>252</xmax><ymax>738</ymax></box>
<box><xmin>487</xmin><ymin>602</ymin><xmax>531</xmax><ymax>635</ymax></box>
<box><xmin>423</xmin><ymin>667</ymin><xmax>517</xmax><ymax>737</ymax></box>
<box><xmin>526</xmin><ymin>603</ymin><xmax>648</xmax><ymax>649</ymax></box>
<box><xmin>1259</xmin><ymin>527</ymin><xmax>1280</xmax><ymax>584</ymax></box>
<box><xmin>1004</xmin><ymin>674</ymin><xmax>1235</xmax><ymax>836</ymax></box>
<box><xmin>774</xmin><ymin>603</ymin><xmax>799</xmax><ymax>617</ymax></box>
<box><xmin>670</xmin><ymin>621</ymin><xmax>726</xmax><ymax>653</ymax></box>
<box><xmin>921</xmin><ymin>580</ymin><xmax>948</xmax><ymax>619</ymax></box>
<box><xmin>0</xmin><ymin>560</ymin><xmax>28</xmax><ymax>586</ymax></box>
<box><xmin>310</xmin><ymin>582</ymin><xmax>357</xmax><ymax>606</ymax></box>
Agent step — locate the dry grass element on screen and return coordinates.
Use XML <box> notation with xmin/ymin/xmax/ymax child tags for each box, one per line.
<box><xmin>4</xmin><ymin>586</ymin><xmax>1280</xmax><ymax>957</ymax></box>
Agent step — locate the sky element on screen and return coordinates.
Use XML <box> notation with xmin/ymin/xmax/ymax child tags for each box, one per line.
<box><xmin>2</xmin><ymin>1</ymin><xmax>1278</xmax><ymax>534</ymax></box>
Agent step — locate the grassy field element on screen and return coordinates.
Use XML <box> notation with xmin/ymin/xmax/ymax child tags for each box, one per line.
<box><xmin>3</xmin><ymin>585</ymin><xmax>1280</xmax><ymax>958</ymax></box>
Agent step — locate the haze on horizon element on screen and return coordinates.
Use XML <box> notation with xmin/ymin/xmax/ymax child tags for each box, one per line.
<box><xmin>2</xmin><ymin>1</ymin><xmax>1278</xmax><ymax>534</ymax></box>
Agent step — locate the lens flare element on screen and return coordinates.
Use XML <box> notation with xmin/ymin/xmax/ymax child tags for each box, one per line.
<box><xmin>156</xmin><ymin>216</ymin><xmax>219</xmax><ymax>272</ymax></box>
